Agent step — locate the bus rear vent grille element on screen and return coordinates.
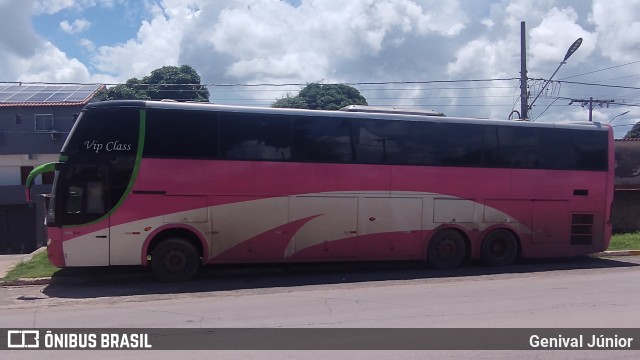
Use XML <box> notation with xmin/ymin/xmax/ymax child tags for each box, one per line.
<box><xmin>571</xmin><ymin>214</ymin><xmax>594</xmax><ymax>245</ymax></box>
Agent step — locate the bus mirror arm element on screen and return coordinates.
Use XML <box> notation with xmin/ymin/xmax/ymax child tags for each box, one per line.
<box><xmin>24</xmin><ymin>162</ymin><xmax>58</xmax><ymax>202</ymax></box>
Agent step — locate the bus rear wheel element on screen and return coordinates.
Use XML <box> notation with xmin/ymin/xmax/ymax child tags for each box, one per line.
<box><xmin>481</xmin><ymin>229</ymin><xmax>518</xmax><ymax>267</ymax></box>
<box><xmin>427</xmin><ymin>229</ymin><xmax>466</xmax><ymax>269</ymax></box>
<box><xmin>151</xmin><ymin>239</ymin><xmax>200</xmax><ymax>282</ymax></box>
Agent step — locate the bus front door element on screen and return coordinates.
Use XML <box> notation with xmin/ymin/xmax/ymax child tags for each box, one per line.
<box><xmin>57</xmin><ymin>163</ymin><xmax>111</xmax><ymax>266</ymax></box>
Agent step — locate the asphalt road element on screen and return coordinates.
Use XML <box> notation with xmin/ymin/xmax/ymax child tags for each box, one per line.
<box><xmin>1</xmin><ymin>255</ymin><xmax>640</xmax><ymax>359</ymax></box>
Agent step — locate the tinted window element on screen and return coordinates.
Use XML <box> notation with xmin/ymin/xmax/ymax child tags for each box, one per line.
<box><xmin>496</xmin><ymin>126</ymin><xmax>542</xmax><ymax>168</ymax></box>
<box><xmin>293</xmin><ymin>116</ymin><xmax>355</xmax><ymax>163</ymax></box>
<box><xmin>63</xmin><ymin>107</ymin><xmax>140</xmax><ymax>157</ymax></box>
<box><xmin>356</xmin><ymin>119</ymin><xmax>424</xmax><ymax>164</ymax></box>
<box><xmin>56</xmin><ymin>164</ymin><xmax>109</xmax><ymax>225</ymax></box>
<box><xmin>494</xmin><ymin>126</ymin><xmax>608</xmax><ymax>171</ymax></box>
<box><xmin>220</xmin><ymin>113</ymin><xmax>291</xmax><ymax>160</ymax></box>
<box><xmin>55</xmin><ymin>155</ymin><xmax>138</xmax><ymax>226</ymax></box>
<box><xmin>538</xmin><ymin>128</ymin><xmax>575</xmax><ymax>169</ymax></box>
<box><xmin>569</xmin><ymin>130</ymin><xmax>608</xmax><ymax>170</ymax></box>
<box><xmin>425</xmin><ymin>122</ymin><xmax>485</xmax><ymax>166</ymax></box>
<box><xmin>82</xmin><ymin>106</ymin><xmax>607</xmax><ymax>171</ymax></box>
<box><xmin>144</xmin><ymin>109</ymin><xmax>218</xmax><ymax>158</ymax></box>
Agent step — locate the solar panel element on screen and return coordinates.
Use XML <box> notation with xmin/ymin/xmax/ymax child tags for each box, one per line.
<box><xmin>0</xmin><ymin>86</ymin><xmax>25</xmax><ymax>102</ymax></box>
<box><xmin>0</xmin><ymin>84</ymin><xmax>102</xmax><ymax>104</ymax></box>
<box><xmin>80</xmin><ymin>84</ymin><xmax>99</xmax><ymax>91</ymax></box>
<box><xmin>67</xmin><ymin>90</ymin><xmax>93</xmax><ymax>102</ymax></box>
<box><xmin>25</xmin><ymin>86</ymin><xmax>55</xmax><ymax>102</ymax></box>
<box><xmin>46</xmin><ymin>91</ymin><xmax>74</xmax><ymax>102</ymax></box>
<box><xmin>6</xmin><ymin>91</ymin><xmax>33</xmax><ymax>102</ymax></box>
<box><xmin>0</xmin><ymin>86</ymin><xmax>11</xmax><ymax>102</ymax></box>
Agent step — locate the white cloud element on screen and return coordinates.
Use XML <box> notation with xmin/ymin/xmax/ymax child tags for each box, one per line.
<box><xmin>33</xmin><ymin>0</ymin><xmax>119</xmax><ymax>15</ymax></box>
<box><xmin>189</xmin><ymin>0</ymin><xmax>467</xmax><ymax>83</ymax></box>
<box><xmin>80</xmin><ymin>38</ymin><xmax>95</xmax><ymax>51</ymax></box>
<box><xmin>0</xmin><ymin>0</ymin><xmax>40</xmax><ymax>57</ymax></box>
<box><xmin>0</xmin><ymin>0</ymin><xmax>100</xmax><ymax>83</ymax></box>
<box><xmin>2</xmin><ymin>0</ymin><xmax>639</xmax><ymax>128</ymax></box>
<box><xmin>591</xmin><ymin>0</ymin><xmax>640</xmax><ymax>63</ymax></box>
<box><xmin>60</xmin><ymin>18</ymin><xmax>91</xmax><ymax>34</ymax></box>
<box><xmin>33</xmin><ymin>0</ymin><xmax>75</xmax><ymax>14</ymax></box>
<box><xmin>528</xmin><ymin>7</ymin><xmax>597</xmax><ymax>72</ymax></box>
<box><xmin>90</xmin><ymin>0</ymin><xmax>200</xmax><ymax>79</ymax></box>
<box><xmin>13</xmin><ymin>42</ymin><xmax>92</xmax><ymax>83</ymax></box>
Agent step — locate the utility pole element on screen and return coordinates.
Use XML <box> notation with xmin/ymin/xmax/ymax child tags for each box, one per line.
<box><xmin>520</xmin><ymin>21</ymin><xmax>528</xmax><ymax>120</ymax></box>
<box><xmin>569</xmin><ymin>97</ymin><xmax>615</xmax><ymax>122</ymax></box>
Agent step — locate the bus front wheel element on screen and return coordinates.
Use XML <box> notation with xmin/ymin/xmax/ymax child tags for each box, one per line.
<box><xmin>151</xmin><ymin>239</ymin><xmax>200</xmax><ymax>282</ymax></box>
<box><xmin>481</xmin><ymin>229</ymin><xmax>518</xmax><ymax>267</ymax></box>
<box><xmin>427</xmin><ymin>229</ymin><xmax>466</xmax><ymax>269</ymax></box>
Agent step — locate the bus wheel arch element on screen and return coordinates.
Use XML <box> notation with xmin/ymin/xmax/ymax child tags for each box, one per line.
<box><xmin>481</xmin><ymin>228</ymin><xmax>520</xmax><ymax>267</ymax></box>
<box><xmin>147</xmin><ymin>227</ymin><xmax>204</xmax><ymax>282</ymax></box>
<box><xmin>426</xmin><ymin>228</ymin><xmax>469</xmax><ymax>269</ymax></box>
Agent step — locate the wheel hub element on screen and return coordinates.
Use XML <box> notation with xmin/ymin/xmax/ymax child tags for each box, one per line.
<box><xmin>438</xmin><ymin>239</ymin><xmax>456</xmax><ymax>259</ymax></box>
<box><xmin>164</xmin><ymin>249</ymin><xmax>187</xmax><ymax>272</ymax></box>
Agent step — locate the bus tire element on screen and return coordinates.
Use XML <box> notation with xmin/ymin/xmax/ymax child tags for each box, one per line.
<box><xmin>151</xmin><ymin>238</ymin><xmax>200</xmax><ymax>282</ymax></box>
<box><xmin>427</xmin><ymin>229</ymin><xmax>466</xmax><ymax>269</ymax></box>
<box><xmin>481</xmin><ymin>229</ymin><xmax>518</xmax><ymax>267</ymax></box>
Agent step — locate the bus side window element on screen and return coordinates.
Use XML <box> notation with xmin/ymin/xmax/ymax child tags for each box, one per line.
<box><xmin>292</xmin><ymin>116</ymin><xmax>354</xmax><ymax>163</ymax></box>
<box><xmin>221</xmin><ymin>113</ymin><xmax>292</xmax><ymax>161</ymax></box>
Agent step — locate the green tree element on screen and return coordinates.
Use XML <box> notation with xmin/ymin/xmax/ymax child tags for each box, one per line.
<box><xmin>97</xmin><ymin>65</ymin><xmax>210</xmax><ymax>102</ymax></box>
<box><xmin>271</xmin><ymin>93</ymin><xmax>308</xmax><ymax>109</ymax></box>
<box><xmin>272</xmin><ymin>82</ymin><xmax>367</xmax><ymax>110</ymax></box>
<box><xmin>624</xmin><ymin>122</ymin><xmax>640</xmax><ymax>139</ymax></box>
<box><xmin>96</xmin><ymin>78</ymin><xmax>149</xmax><ymax>100</ymax></box>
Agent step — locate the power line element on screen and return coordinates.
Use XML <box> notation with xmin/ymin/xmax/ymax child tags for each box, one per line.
<box><xmin>551</xmin><ymin>79</ymin><xmax>640</xmax><ymax>91</ymax></box>
<box><xmin>560</xmin><ymin>60</ymin><xmax>640</xmax><ymax>80</ymax></box>
<box><xmin>1</xmin><ymin>78</ymin><xmax>521</xmax><ymax>88</ymax></box>
<box><xmin>2</xmin><ymin>79</ymin><xmax>638</xmax><ymax>112</ymax></box>
<box><xmin>2</xmin><ymin>77</ymin><xmax>637</xmax><ymax>91</ymax></box>
<box><xmin>534</xmin><ymin>97</ymin><xmax>561</xmax><ymax>121</ymax></box>
<box><xmin>7</xmin><ymin>77</ymin><xmax>637</xmax><ymax>92</ymax></box>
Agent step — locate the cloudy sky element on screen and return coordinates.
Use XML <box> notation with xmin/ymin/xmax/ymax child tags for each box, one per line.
<box><xmin>1</xmin><ymin>0</ymin><xmax>639</xmax><ymax>137</ymax></box>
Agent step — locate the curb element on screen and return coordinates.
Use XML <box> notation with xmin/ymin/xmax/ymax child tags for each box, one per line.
<box><xmin>0</xmin><ymin>277</ymin><xmax>54</xmax><ymax>287</ymax></box>
<box><xmin>0</xmin><ymin>272</ymin><xmax>153</xmax><ymax>287</ymax></box>
<box><xmin>594</xmin><ymin>250</ymin><xmax>640</xmax><ymax>257</ymax></box>
<box><xmin>1</xmin><ymin>250</ymin><xmax>639</xmax><ymax>287</ymax></box>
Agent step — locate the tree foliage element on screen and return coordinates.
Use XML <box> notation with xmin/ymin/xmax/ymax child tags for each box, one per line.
<box><xmin>624</xmin><ymin>122</ymin><xmax>640</xmax><ymax>139</ymax></box>
<box><xmin>272</xmin><ymin>83</ymin><xmax>367</xmax><ymax>110</ymax></box>
<box><xmin>97</xmin><ymin>65</ymin><xmax>210</xmax><ymax>102</ymax></box>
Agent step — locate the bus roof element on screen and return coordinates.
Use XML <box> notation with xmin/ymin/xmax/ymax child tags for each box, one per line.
<box><xmin>339</xmin><ymin>105</ymin><xmax>446</xmax><ymax>117</ymax></box>
<box><xmin>83</xmin><ymin>100</ymin><xmax>609</xmax><ymax>132</ymax></box>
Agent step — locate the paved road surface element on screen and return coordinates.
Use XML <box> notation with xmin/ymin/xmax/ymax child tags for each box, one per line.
<box><xmin>1</xmin><ymin>256</ymin><xmax>639</xmax><ymax>359</ymax></box>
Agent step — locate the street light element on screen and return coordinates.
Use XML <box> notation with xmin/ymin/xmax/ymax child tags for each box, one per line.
<box><xmin>563</xmin><ymin>38</ymin><xmax>583</xmax><ymax>62</ymax></box>
<box><xmin>529</xmin><ymin>37</ymin><xmax>583</xmax><ymax>116</ymax></box>
<box><xmin>609</xmin><ymin>111</ymin><xmax>630</xmax><ymax>123</ymax></box>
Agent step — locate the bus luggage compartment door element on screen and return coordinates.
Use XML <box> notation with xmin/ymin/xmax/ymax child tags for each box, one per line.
<box><xmin>532</xmin><ymin>200</ymin><xmax>569</xmax><ymax>244</ymax></box>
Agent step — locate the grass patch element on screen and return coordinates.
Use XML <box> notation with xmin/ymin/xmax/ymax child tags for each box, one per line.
<box><xmin>2</xmin><ymin>250</ymin><xmax>59</xmax><ymax>281</ymax></box>
<box><xmin>609</xmin><ymin>232</ymin><xmax>640</xmax><ymax>251</ymax></box>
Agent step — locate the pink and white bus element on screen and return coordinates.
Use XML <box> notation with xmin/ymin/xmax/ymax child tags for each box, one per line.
<box><xmin>27</xmin><ymin>100</ymin><xmax>614</xmax><ymax>281</ymax></box>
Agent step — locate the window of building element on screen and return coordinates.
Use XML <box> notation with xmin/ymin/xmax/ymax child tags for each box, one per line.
<box><xmin>35</xmin><ymin>114</ymin><xmax>54</xmax><ymax>132</ymax></box>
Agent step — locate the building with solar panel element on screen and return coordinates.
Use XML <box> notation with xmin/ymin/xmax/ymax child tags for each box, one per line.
<box><xmin>0</xmin><ymin>83</ymin><xmax>104</xmax><ymax>254</ymax></box>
